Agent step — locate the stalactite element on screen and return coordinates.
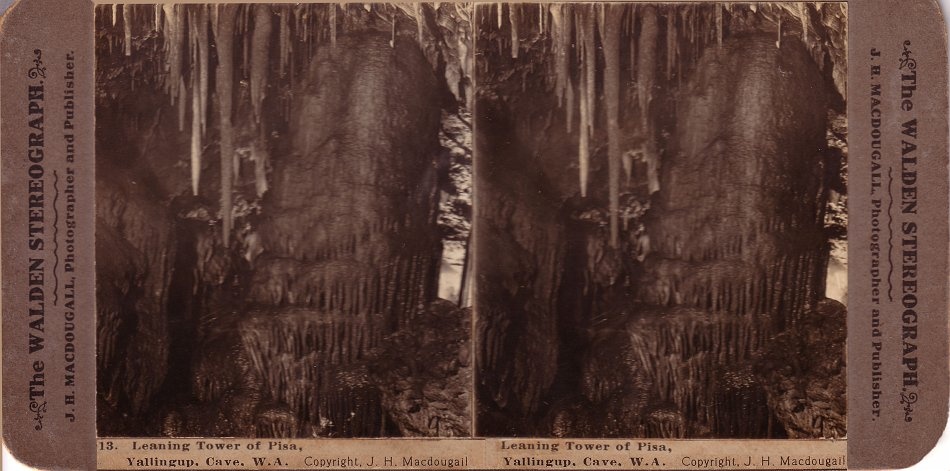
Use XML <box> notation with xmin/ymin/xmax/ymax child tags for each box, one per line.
<box><xmin>190</xmin><ymin>69</ymin><xmax>201</xmax><ymax>196</ymax></box>
<box><xmin>123</xmin><ymin>5</ymin><xmax>132</xmax><ymax>56</ymax></box>
<box><xmin>798</xmin><ymin>3</ymin><xmax>808</xmax><ymax>43</ymax></box>
<box><xmin>216</xmin><ymin>5</ymin><xmax>236</xmax><ymax>248</ymax></box>
<box><xmin>603</xmin><ymin>6</ymin><xmax>622</xmax><ymax>248</ymax></box>
<box><xmin>582</xmin><ymin>6</ymin><xmax>595</xmax><ymax>135</ymax></box>
<box><xmin>637</xmin><ymin>6</ymin><xmax>657</xmax><ymax>123</ymax></box>
<box><xmin>688</xmin><ymin>4</ymin><xmax>696</xmax><ymax>60</ymax></box>
<box><xmin>251</xmin><ymin>5</ymin><xmax>271</xmax><ymax>124</ymax></box>
<box><xmin>242</xmin><ymin>6</ymin><xmax>250</xmax><ymax>75</ymax></box>
<box><xmin>112</xmin><ymin>3</ymin><xmax>117</xmax><ymax>26</ymax></box>
<box><xmin>666</xmin><ymin>10</ymin><xmax>675</xmax><ymax>80</ymax></box>
<box><xmin>279</xmin><ymin>7</ymin><xmax>289</xmax><ymax>75</ymax></box>
<box><xmin>776</xmin><ymin>15</ymin><xmax>782</xmax><ymax>48</ymax></box>
<box><xmin>456</xmin><ymin>31</ymin><xmax>470</xmax><ymax>105</ymax></box>
<box><xmin>578</xmin><ymin>69</ymin><xmax>589</xmax><ymax>198</ymax></box>
<box><xmin>163</xmin><ymin>5</ymin><xmax>183</xmax><ymax>113</ymax></box>
<box><xmin>538</xmin><ymin>4</ymin><xmax>544</xmax><ymax>34</ymax></box>
<box><xmin>497</xmin><ymin>2</ymin><xmax>502</xmax><ymax>29</ymax></box>
<box><xmin>293</xmin><ymin>5</ymin><xmax>303</xmax><ymax>48</ymax></box>
<box><xmin>676</xmin><ymin>9</ymin><xmax>685</xmax><ymax>84</ymax></box>
<box><xmin>196</xmin><ymin>6</ymin><xmax>209</xmax><ymax>137</ymax></box>
<box><xmin>390</xmin><ymin>12</ymin><xmax>396</xmax><ymax>48</ymax></box>
<box><xmin>414</xmin><ymin>3</ymin><xmax>424</xmax><ymax>42</ymax></box>
<box><xmin>628</xmin><ymin>5</ymin><xmax>637</xmax><ymax>96</ymax></box>
<box><xmin>572</xmin><ymin>5</ymin><xmax>590</xmax><ymax>131</ymax></box>
<box><xmin>509</xmin><ymin>3</ymin><xmax>519</xmax><ymax>58</ymax></box>
<box><xmin>177</xmin><ymin>76</ymin><xmax>187</xmax><ymax>132</ymax></box>
<box><xmin>598</xmin><ymin>4</ymin><xmax>606</xmax><ymax>35</ymax></box>
<box><xmin>550</xmin><ymin>5</ymin><xmax>574</xmax><ymax>131</ymax></box>
<box><xmin>716</xmin><ymin>4</ymin><xmax>723</xmax><ymax>47</ymax></box>
<box><xmin>330</xmin><ymin>4</ymin><xmax>338</xmax><ymax>47</ymax></box>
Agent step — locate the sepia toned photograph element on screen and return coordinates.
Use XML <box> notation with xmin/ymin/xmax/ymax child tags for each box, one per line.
<box><xmin>95</xmin><ymin>3</ymin><xmax>474</xmax><ymax>438</ymax></box>
<box><xmin>9</xmin><ymin>0</ymin><xmax>950</xmax><ymax>468</ymax></box>
<box><xmin>474</xmin><ymin>3</ymin><xmax>848</xmax><ymax>438</ymax></box>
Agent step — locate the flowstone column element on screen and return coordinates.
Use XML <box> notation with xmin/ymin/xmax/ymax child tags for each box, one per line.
<box><xmin>632</xmin><ymin>35</ymin><xmax>837</xmax><ymax>437</ymax></box>
<box><xmin>241</xmin><ymin>33</ymin><xmax>444</xmax><ymax>437</ymax></box>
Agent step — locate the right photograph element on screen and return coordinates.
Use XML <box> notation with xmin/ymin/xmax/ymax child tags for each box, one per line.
<box><xmin>474</xmin><ymin>3</ymin><xmax>848</xmax><ymax>439</ymax></box>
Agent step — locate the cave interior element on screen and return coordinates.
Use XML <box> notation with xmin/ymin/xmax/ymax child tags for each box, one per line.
<box><xmin>96</xmin><ymin>3</ymin><xmax>473</xmax><ymax>438</ymax></box>
<box><xmin>473</xmin><ymin>2</ymin><xmax>847</xmax><ymax>439</ymax></box>
<box><xmin>95</xmin><ymin>2</ymin><xmax>848</xmax><ymax>440</ymax></box>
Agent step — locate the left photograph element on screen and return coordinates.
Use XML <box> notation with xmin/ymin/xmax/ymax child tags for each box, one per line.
<box><xmin>95</xmin><ymin>3</ymin><xmax>473</xmax><ymax>438</ymax></box>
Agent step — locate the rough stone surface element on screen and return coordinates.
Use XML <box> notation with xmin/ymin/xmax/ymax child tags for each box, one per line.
<box><xmin>756</xmin><ymin>298</ymin><xmax>847</xmax><ymax>438</ymax></box>
<box><xmin>370</xmin><ymin>300</ymin><xmax>472</xmax><ymax>437</ymax></box>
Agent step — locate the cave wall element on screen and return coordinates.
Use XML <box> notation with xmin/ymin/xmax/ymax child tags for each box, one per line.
<box><xmin>474</xmin><ymin>66</ymin><xmax>582</xmax><ymax>431</ymax></box>
<box><xmin>95</xmin><ymin>83</ymin><xmax>194</xmax><ymax>430</ymax></box>
<box><xmin>96</xmin><ymin>175</ymin><xmax>174</xmax><ymax>421</ymax></box>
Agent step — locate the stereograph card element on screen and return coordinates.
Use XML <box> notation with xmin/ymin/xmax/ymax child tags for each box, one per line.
<box><xmin>0</xmin><ymin>0</ymin><xmax>947</xmax><ymax>469</ymax></box>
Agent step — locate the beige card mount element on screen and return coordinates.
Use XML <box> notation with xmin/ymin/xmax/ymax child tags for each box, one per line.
<box><xmin>0</xmin><ymin>1</ymin><xmax>947</xmax><ymax>470</ymax></box>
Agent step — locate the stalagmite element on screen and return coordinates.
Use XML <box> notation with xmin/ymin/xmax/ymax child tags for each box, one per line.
<box><xmin>509</xmin><ymin>3</ymin><xmax>519</xmax><ymax>58</ymax></box>
<box><xmin>622</xmin><ymin>149</ymin><xmax>633</xmax><ymax>184</ymax></box>
<box><xmin>216</xmin><ymin>5</ymin><xmax>236</xmax><ymax>247</ymax></box>
<box><xmin>252</xmin><ymin>141</ymin><xmax>269</xmax><ymax>197</ymax></box>
<box><xmin>646</xmin><ymin>150</ymin><xmax>660</xmax><ymax>194</ymax></box>
<box><xmin>123</xmin><ymin>5</ymin><xmax>132</xmax><ymax>56</ymax></box>
<box><xmin>251</xmin><ymin>5</ymin><xmax>272</xmax><ymax>124</ymax></box>
<box><xmin>603</xmin><ymin>7</ymin><xmax>622</xmax><ymax>248</ymax></box>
